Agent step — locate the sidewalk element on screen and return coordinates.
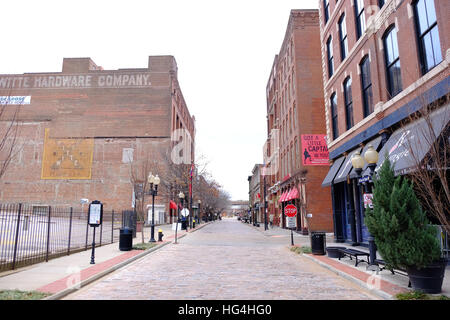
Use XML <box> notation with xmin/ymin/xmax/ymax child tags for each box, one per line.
<box><xmin>246</xmin><ymin>221</ymin><xmax>450</xmax><ymax>300</ymax></box>
<box><xmin>0</xmin><ymin>221</ymin><xmax>213</xmax><ymax>299</ymax></box>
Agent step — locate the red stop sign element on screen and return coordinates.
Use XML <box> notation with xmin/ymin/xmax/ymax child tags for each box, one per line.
<box><xmin>284</xmin><ymin>204</ymin><xmax>297</xmax><ymax>217</ymax></box>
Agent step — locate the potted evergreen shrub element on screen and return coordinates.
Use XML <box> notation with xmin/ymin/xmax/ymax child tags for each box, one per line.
<box><xmin>365</xmin><ymin>157</ymin><xmax>446</xmax><ymax>293</ymax></box>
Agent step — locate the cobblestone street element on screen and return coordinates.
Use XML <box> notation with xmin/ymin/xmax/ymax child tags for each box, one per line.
<box><xmin>65</xmin><ymin>219</ymin><xmax>379</xmax><ymax>300</ymax></box>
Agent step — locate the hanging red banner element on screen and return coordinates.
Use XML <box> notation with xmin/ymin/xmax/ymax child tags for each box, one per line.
<box><xmin>301</xmin><ymin>134</ymin><xmax>329</xmax><ymax>166</ymax></box>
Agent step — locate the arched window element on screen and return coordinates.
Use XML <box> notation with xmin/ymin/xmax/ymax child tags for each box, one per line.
<box><xmin>360</xmin><ymin>56</ymin><xmax>373</xmax><ymax>117</ymax></box>
<box><xmin>413</xmin><ymin>0</ymin><xmax>442</xmax><ymax>74</ymax></box>
<box><xmin>343</xmin><ymin>77</ymin><xmax>354</xmax><ymax>130</ymax></box>
<box><xmin>354</xmin><ymin>0</ymin><xmax>366</xmax><ymax>39</ymax></box>
<box><xmin>323</xmin><ymin>0</ymin><xmax>330</xmax><ymax>24</ymax></box>
<box><xmin>383</xmin><ymin>26</ymin><xmax>402</xmax><ymax>98</ymax></box>
<box><xmin>330</xmin><ymin>93</ymin><xmax>339</xmax><ymax>140</ymax></box>
<box><xmin>327</xmin><ymin>36</ymin><xmax>334</xmax><ymax>78</ymax></box>
<box><xmin>339</xmin><ymin>14</ymin><xmax>348</xmax><ymax>61</ymax></box>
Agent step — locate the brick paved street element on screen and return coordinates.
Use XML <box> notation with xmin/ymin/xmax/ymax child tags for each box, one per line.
<box><xmin>64</xmin><ymin>219</ymin><xmax>379</xmax><ymax>300</ymax></box>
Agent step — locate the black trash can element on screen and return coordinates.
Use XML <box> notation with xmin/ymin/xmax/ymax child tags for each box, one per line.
<box><xmin>310</xmin><ymin>232</ymin><xmax>326</xmax><ymax>255</ymax></box>
<box><xmin>119</xmin><ymin>227</ymin><xmax>133</xmax><ymax>251</ymax></box>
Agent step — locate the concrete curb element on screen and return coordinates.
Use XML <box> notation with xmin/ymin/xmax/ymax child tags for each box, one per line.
<box><xmin>301</xmin><ymin>253</ymin><xmax>394</xmax><ymax>300</ymax></box>
<box><xmin>44</xmin><ymin>221</ymin><xmax>213</xmax><ymax>300</ymax></box>
<box><xmin>44</xmin><ymin>241</ymin><xmax>171</xmax><ymax>300</ymax></box>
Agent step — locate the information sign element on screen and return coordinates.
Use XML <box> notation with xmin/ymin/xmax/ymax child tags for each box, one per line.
<box><xmin>88</xmin><ymin>200</ymin><xmax>103</xmax><ymax>226</ymax></box>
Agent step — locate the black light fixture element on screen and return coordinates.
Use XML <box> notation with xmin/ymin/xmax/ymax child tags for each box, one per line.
<box><xmin>147</xmin><ymin>173</ymin><xmax>161</xmax><ymax>243</ymax></box>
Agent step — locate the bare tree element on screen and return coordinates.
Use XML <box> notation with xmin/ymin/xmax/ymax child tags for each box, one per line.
<box><xmin>0</xmin><ymin>96</ymin><xmax>22</xmax><ymax>181</ymax></box>
<box><xmin>128</xmin><ymin>153</ymin><xmax>163</xmax><ymax>243</ymax></box>
<box><xmin>402</xmin><ymin>88</ymin><xmax>449</xmax><ymax>235</ymax></box>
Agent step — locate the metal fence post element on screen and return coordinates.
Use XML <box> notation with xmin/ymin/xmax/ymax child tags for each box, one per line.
<box><xmin>12</xmin><ymin>203</ymin><xmax>23</xmax><ymax>270</ymax></box>
<box><xmin>99</xmin><ymin>219</ymin><xmax>103</xmax><ymax>247</ymax></box>
<box><xmin>111</xmin><ymin>210</ymin><xmax>114</xmax><ymax>244</ymax></box>
<box><xmin>45</xmin><ymin>206</ymin><xmax>52</xmax><ymax>262</ymax></box>
<box><xmin>68</xmin><ymin>207</ymin><xmax>73</xmax><ymax>255</ymax></box>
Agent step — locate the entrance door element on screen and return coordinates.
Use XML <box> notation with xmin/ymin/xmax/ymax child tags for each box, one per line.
<box><xmin>343</xmin><ymin>182</ymin><xmax>353</xmax><ymax>241</ymax></box>
<box><xmin>332</xmin><ymin>183</ymin><xmax>347</xmax><ymax>242</ymax></box>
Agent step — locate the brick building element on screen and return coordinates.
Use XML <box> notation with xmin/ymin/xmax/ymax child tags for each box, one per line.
<box><xmin>319</xmin><ymin>0</ymin><xmax>449</xmax><ymax>244</ymax></box>
<box><xmin>0</xmin><ymin>56</ymin><xmax>195</xmax><ymax>218</ymax></box>
<box><xmin>263</xmin><ymin>9</ymin><xmax>333</xmax><ymax>234</ymax></box>
<box><xmin>248</xmin><ymin>164</ymin><xmax>263</xmax><ymax>225</ymax></box>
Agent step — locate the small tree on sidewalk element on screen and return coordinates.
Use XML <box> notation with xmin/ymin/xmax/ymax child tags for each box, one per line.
<box><xmin>0</xmin><ymin>98</ymin><xmax>22</xmax><ymax>181</ymax></box>
<box><xmin>364</xmin><ymin>157</ymin><xmax>441</xmax><ymax>270</ymax></box>
<box><xmin>129</xmin><ymin>153</ymin><xmax>162</xmax><ymax>244</ymax></box>
<box><xmin>403</xmin><ymin>93</ymin><xmax>449</xmax><ymax>235</ymax></box>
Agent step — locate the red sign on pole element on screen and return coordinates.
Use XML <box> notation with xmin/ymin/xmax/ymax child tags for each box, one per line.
<box><xmin>284</xmin><ymin>204</ymin><xmax>297</xmax><ymax>217</ymax></box>
<box><xmin>301</xmin><ymin>134</ymin><xmax>329</xmax><ymax>166</ymax></box>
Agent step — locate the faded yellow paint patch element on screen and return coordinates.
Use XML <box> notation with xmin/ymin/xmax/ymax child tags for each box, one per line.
<box><xmin>41</xmin><ymin>128</ymin><xmax>94</xmax><ymax>179</ymax></box>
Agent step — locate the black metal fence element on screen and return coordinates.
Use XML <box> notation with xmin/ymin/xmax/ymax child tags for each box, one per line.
<box><xmin>0</xmin><ymin>203</ymin><xmax>133</xmax><ymax>272</ymax></box>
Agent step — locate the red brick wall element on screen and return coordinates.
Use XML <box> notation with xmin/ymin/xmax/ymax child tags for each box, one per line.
<box><xmin>0</xmin><ymin>56</ymin><xmax>193</xmax><ymax>212</ymax></box>
<box><xmin>265</xmin><ymin>10</ymin><xmax>333</xmax><ymax>232</ymax></box>
<box><xmin>319</xmin><ymin>0</ymin><xmax>449</xmax><ymax>154</ymax></box>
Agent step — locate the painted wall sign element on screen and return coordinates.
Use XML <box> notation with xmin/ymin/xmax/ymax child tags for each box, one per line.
<box><xmin>0</xmin><ymin>73</ymin><xmax>151</xmax><ymax>90</ymax></box>
<box><xmin>41</xmin><ymin>128</ymin><xmax>94</xmax><ymax>179</ymax></box>
<box><xmin>0</xmin><ymin>96</ymin><xmax>31</xmax><ymax>105</ymax></box>
<box><xmin>301</xmin><ymin>134</ymin><xmax>329</xmax><ymax>166</ymax></box>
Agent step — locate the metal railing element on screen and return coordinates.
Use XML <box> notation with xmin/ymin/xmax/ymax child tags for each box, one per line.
<box><xmin>0</xmin><ymin>203</ymin><xmax>127</xmax><ymax>272</ymax></box>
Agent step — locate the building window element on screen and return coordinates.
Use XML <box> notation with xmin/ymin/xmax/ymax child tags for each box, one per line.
<box><xmin>383</xmin><ymin>26</ymin><xmax>402</xmax><ymax>98</ymax></box>
<box><xmin>414</xmin><ymin>0</ymin><xmax>442</xmax><ymax>74</ymax></box>
<box><xmin>343</xmin><ymin>77</ymin><xmax>354</xmax><ymax>130</ymax></box>
<box><xmin>339</xmin><ymin>14</ymin><xmax>348</xmax><ymax>61</ymax></box>
<box><xmin>324</xmin><ymin>0</ymin><xmax>330</xmax><ymax>24</ymax></box>
<box><xmin>354</xmin><ymin>0</ymin><xmax>366</xmax><ymax>39</ymax></box>
<box><xmin>360</xmin><ymin>56</ymin><xmax>373</xmax><ymax>117</ymax></box>
<box><xmin>378</xmin><ymin>0</ymin><xmax>385</xmax><ymax>7</ymax></box>
<box><xmin>327</xmin><ymin>36</ymin><xmax>334</xmax><ymax>78</ymax></box>
<box><xmin>330</xmin><ymin>93</ymin><xmax>339</xmax><ymax>140</ymax></box>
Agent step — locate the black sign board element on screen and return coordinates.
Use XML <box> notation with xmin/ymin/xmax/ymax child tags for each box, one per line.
<box><xmin>88</xmin><ymin>200</ymin><xmax>103</xmax><ymax>226</ymax></box>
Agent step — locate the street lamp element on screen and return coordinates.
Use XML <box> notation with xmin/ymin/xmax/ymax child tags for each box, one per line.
<box><xmin>351</xmin><ymin>144</ymin><xmax>379</xmax><ymax>267</ymax></box>
<box><xmin>148</xmin><ymin>173</ymin><xmax>161</xmax><ymax>243</ymax></box>
<box><xmin>197</xmin><ymin>199</ymin><xmax>201</xmax><ymax>224</ymax></box>
<box><xmin>364</xmin><ymin>145</ymin><xmax>379</xmax><ymax>175</ymax></box>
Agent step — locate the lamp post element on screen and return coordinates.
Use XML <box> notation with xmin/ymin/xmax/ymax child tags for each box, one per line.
<box><xmin>175</xmin><ymin>191</ymin><xmax>184</xmax><ymax>244</ymax></box>
<box><xmin>351</xmin><ymin>145</ymin><xmax>379</xmax><ymax>267</ymax></box>
<box><xmin>263</xmin><ymin>175</ymin><xmax>268</xmax><ymax>231</ymax></box>
<box><xmin>147</xmin><ymin>173</ymin><xmax>161</xmax><ymax>243</ymax></box>
<box><xmin>197</xmin><ymin>199</ymin><xmax>201</xmax><ymax>225</ymax></box>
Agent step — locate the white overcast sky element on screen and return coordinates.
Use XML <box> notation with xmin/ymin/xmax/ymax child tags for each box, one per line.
<box><xmin>1</xmin><ymin>0</ymin><xmax>319</xmax><ymax>201</ymax></box>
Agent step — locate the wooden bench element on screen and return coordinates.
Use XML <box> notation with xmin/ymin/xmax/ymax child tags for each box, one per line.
<box><xmin>374</xmin><ymin>259</ymin><xmax>411</xmax><ymax>287</ymax></box>
<box><xmin>338</xmin><ymin>248</ymin><xmax>370</xmax><ymax>267</ymax></box>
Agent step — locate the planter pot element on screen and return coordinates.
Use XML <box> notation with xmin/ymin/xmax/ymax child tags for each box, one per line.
<box><xmin>406</xmin><ymin>258</ymin><xmax>447</xmax><ymax>294</ymax></box>
<box><xmin>136</xmin><ymin>221</ymin><xmax>143</xmax><ymax>233</ymax></box>
<box><xmin>326</xmin><ymin>247</ymin><xmax>344</xmax><ymax>258</ymax></box>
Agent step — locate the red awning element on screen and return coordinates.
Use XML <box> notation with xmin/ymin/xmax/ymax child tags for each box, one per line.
<box><xmin>290</xmin><ymin>188</ymin><xmax>299</xmax><ymax>200</ymax></box>
<box><xmin>285</xmin><ymin>189</ymin><xmax>293</xmax><ymax>202</ymax></box>
<box><xmin>169</xmin><ymin>200</ymin><xmax>177</xmax><ymax>210</ymax></box>
<box><xmin>278</xmin><ymin>192</ymin><xmax>286</xmax><ymax>203</ymax></box>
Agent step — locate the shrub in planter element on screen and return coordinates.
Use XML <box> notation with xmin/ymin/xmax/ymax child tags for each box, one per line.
<box><xmin>365</xmin><ymin>157</ymin><xmax>444</xmax><ymax>293</ymax></box>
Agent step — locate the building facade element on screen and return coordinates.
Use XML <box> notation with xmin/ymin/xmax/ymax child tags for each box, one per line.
<box><xmin>0</xmin><ymin>56</ymin><xmax>195</xmax><ymax>216</ymax></box>
<box><xmin>264</xmin><ymin>9</ymin><xmax>333</xmax><ymax>234</ymax></box>
<box><xmin>248</xmin><ymin>164</ymin><xmax>264</xmax><ymax>225</ymax></box>
<box><xmin>319</xmin><ymin>0</ymin><xmax>449</xmax><ymax>244</ymax></box>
